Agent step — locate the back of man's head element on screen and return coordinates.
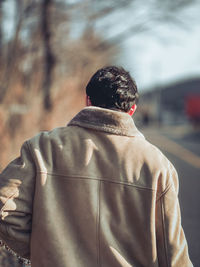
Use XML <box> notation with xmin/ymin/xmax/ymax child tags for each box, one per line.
<box><xmin>86</xmin><ymin>66</ymin><xmax>139</xmax><ymax>112</ymax></box>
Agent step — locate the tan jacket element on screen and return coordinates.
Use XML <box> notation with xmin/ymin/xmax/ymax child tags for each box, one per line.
<box><xmin>0</xmin><ymin>106</ymin><xmax>193</xmax><ymax>267</ymax></box>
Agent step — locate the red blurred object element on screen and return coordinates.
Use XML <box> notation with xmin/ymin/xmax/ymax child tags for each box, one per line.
<box><xmin>185</xmin><ymin>95</ymin><xmax>200</xmax><ymax>121</ymax></box>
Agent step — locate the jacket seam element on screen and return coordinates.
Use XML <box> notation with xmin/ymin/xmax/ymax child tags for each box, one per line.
<box><xmin>37</xmin><ymin>171</ymin><xmax>156</xmax><ymax>192</ymax></box>
<box><xmin>156</xmin><ymin>183</ymin><xmax>172</xmax><ymax>202</ymax></box>
<box><xmin>160</xmin><ymin>196</ymin><xmax>170</xmax><ymax>267</ymax></box>
<box><xmin>97</xmin><ymin>180</ymin><xmax>101</xmax><ymax>267</ymax></box>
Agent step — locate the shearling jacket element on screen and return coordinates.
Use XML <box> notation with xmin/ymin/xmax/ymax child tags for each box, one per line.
<box><xmin>0</xmin><ymin>106</ymin><xmax>193</xmax><ymax>267</ymax></box>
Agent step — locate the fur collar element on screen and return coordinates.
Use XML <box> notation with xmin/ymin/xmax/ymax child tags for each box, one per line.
<box><xmin>68</xmin><ymin>106</ymin><xmax>144</xmax><ymax>137</ymax></box>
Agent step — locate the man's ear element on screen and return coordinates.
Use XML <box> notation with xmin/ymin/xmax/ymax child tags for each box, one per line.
<box><xmin>128</xmin><ymin>104</ymin><xmax>137</xmax><ymax>116</ymax></box>
<box><xmin>86</xmin><ymin>95</ymin><xmax>92</xmax><ymax>106</ymax></box>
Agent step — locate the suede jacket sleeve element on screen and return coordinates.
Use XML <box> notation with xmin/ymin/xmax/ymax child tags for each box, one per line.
<box><xmin>0</xmin><ymin>141</ymin><xmax>35</xmax><ymax>259</ymax></box>
<box><xmin>156</xmin><ymin>165</ymin><xmax>193</xmax><ymax>267</ymax></box>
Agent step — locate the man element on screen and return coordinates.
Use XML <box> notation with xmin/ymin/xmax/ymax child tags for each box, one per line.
<box><xmin>0</xmin><ymin>66</ymin><xmax>193</xmax><ymax>266</ymax></box>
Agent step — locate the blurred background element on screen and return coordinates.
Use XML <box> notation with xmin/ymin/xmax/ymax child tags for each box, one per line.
<box><xmin>0</xmin><ymin>0</ymin><xmax>200</xmax><ymax>266</ymax></box>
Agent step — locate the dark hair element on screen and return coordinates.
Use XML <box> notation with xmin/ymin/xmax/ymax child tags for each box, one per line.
<box><xmin>86</xmin><ymin>66</ymin><xmax>139</xmax><ymax>112</ymax></box>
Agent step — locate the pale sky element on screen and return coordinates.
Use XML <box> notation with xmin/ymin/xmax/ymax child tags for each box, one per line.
<box><xmin>120</xmin><ymin>24</ymin><xmax>200</xmax><ymax>90</ymax></box>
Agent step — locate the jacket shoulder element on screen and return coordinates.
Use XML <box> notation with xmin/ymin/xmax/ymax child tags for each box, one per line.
<box><xmin>135</xmin><ymin>137</ymin><xmax>178</xmax><ymax>194</ymax></box>
<box><xmin>26</xmin><ymin>127</ymin><xmax>72</xmax><ymax>172</ymax></box>
<box><xmin>27</xmin><ymin>126</ymin><xmax>70</xmax><ymax>146</ymax></box>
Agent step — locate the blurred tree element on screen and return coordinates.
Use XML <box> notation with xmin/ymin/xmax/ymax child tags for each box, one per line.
<box><xmin>41</xmin><ymin>0</ymin><xmax>56</xmax><ymax>110</ymax></box>
<box><xmin>0</xmin><ymin>0</ymin><xmax>197</xmax><ymax>106</ymax></box>
<box><xmin>0</xmin><ymin>0</ymin><xmax>25</xmax><ymax>102</ymax></box>
<box><xmin>0</xmin><ymin>1</ymin><xmax>3</xmax><ymax>64</ymax></box>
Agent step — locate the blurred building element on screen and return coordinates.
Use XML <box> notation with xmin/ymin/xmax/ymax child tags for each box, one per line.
<box><xmin>138</xmin><ymin>77</ymin><xmax>200</xmax><ymax>126</ymax></box>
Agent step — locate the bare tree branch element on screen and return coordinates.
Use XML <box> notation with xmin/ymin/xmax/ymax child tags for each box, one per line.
<box><xmin>88</xmin><ymin>0</ymin><xmax>133</xmax><ymax>21</ymax></box>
